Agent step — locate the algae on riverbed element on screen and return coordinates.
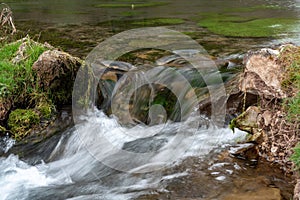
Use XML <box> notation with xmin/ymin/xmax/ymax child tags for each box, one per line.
<box><xmin>198</xmin><ymin>13</ymin><xmax>296</xmax><ymax>37</ymax></box>
<box><xmin>197</xmin><ymin>4</ymin><xmax>298</xmax><ymax>38</ymax></box>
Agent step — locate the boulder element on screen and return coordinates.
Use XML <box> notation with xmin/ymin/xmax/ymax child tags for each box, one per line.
<box><xmin>239</xmin><ymin>49</ymin><xmax>286</xmax><ymax>99</ymax></box>
<box><xmin>32</xmin><ymin>50</ymin><xmax>81</xmax><ymax>105</ymax></box>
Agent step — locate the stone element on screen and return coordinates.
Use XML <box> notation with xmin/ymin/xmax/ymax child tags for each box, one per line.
<box><xmin>233</xmin><ymin>106</ymin><xmax>260</xmax><ymax>134</ymax></box>
<box><xmin>32</xmin><ymin>50</ymin><xmax>81</xmax><ymax>105</ymax></box>
<box><xmin>240</xmin><ymin>50</ymin><xmax>286</xmax><ymax>99</ymax></box>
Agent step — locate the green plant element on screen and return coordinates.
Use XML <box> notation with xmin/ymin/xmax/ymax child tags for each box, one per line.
<box><xmin>8</xmin><ymin>109</ymin><xmax>40</xmax><ymax>139</ymax></box>
<box><xmin>291</xmin><ymin>143</ymin><xmax>300</xmax><ymax>170</ymax></box>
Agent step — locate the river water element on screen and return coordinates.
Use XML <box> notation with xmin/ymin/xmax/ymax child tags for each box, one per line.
<box><xmin>1</xmin><ymin>0</ymin><xmax>299</xmax><ymax>199</ymax></box>
<box><xmin>6</xmin><ymin>0</ymin><xmax>300</xmax><ymax>57</ymax></box>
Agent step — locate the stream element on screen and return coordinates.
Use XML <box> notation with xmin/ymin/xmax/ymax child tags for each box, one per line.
<box><xmin>1</xmin><ymin>0</ymin><xmax>300</xmax><ymax>199</ymax></box>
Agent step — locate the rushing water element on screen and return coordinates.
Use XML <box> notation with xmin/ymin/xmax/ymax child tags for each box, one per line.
<box><xmin>0</xmin><ymin>0</ymin><xmax>299</xmax><ymax>199</ymax></box>
<box><xmin>0</xmin><ymin>109</ymin><xmax>244</xmax><ymax>199</ymax></box>
<box><xmin>0</xmin><ymin>109</ymin><xmax>294</xmax><ymax>199</ymax></box>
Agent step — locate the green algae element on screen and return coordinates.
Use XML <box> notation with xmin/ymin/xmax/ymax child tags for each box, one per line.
<box><xmin>198</xmin><ymin>13</ymin><xmax>297</xmax><ymax>37</ymax></box>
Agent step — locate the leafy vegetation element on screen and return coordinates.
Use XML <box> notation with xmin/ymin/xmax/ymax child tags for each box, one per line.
<box><xmin>291</xmin><ymin>144</ymin><xmax>300</xmax><ymax>170</ymax></box>
<box><xmin>279</xmin><ymin>45</ymin><xmax>300</xmax><ymax>121</ymax></box>
<box><xmin>0</xmin><ymin>38</ymin><xmax>46</xmax><ymax>98</ymax></box>
<box><xmin>7</xmin><ymin>109</ymin><xmax>40</xmax><ymax>140</ymax></box>
<box><xmin>278</xmin><ymin>46</ymin><xmax>300</xmax><ymax>170</ymax></box>
<box><xmin>0</xmin><ymin>37</ymin><xmax>56</xmax><ymax>139</ymax></box>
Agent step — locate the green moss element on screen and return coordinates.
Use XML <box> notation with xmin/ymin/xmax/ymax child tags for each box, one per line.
<box><xmin>95</xmin><ymin>2</ymin><xmax>168</xmax><ymax>8</ymax></box>
<box><xmin>198</xmin><ymin>13</ymin><xmax>296</xmax><ymax>37</ymax></box>
<box><xmin>223</xmin><ymin>4</ymin><xmax>282</xmax><ymax>13</ymax></box>
<box><xmin>36</xmin><ymin>100</ymin><xmax>54</xmax><ymax>119</ymax></box>
<box><xmin>8</xmin><ymin>109</ymin><xmax>40</xmax><ymax>139</ymax></box>
<box><xmin>229</xmin><ymin>118</ymin><xmax>237</xmax><ymax>132</ymax></box>
<box><xmin>132</xmin><ymin>18</ymin><xmax>184</xmax><ymax>26</ymax></box>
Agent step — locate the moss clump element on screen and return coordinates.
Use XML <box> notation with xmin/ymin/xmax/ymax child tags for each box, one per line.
<box><xmin>95</xmin><ymin>2</ymin><xmax>168</xmax><ymax>8</ymax></box>
<box><xmin>8</xmin><ymin>109</ymin><xmax>40</xmax><ymax>139</ymax></box>
<box><xmin>223</xmin><ymin>4</ymin><xmax>282</xmax><ymax>13</ymax></box>
<box><xmin>198</xmin><ymin>13</ymin><xmax>296</xmax><ymax>37</ymax></box>
<box><xmin>229</xmin><ymin>118</ymin><xmax>237</xmax><ymax>132</ymax></box>
<box><xmin>36</xmin><ymin>99</ymin><xmax>55</xmax><ymax>120</ymax></box>
<box><xmin>132</xmin><ymin>18</ymin><xmax>184</xmax><ymax>26</ymax></box>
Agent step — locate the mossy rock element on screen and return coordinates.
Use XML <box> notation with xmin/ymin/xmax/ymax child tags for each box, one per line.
<box><xmin>32</xmin><ymin>50</ymin><xmax>82</xmax><ymax>105</ymax></box>
<box><xmin>8</xmin><ymin>109</ymin><xmax>40</xmax><ymax>139</ymax></box>
<box><xmin>229</xmin><ymin>106</ymin><xmax>260</xmax><ymax>134</ymax></box>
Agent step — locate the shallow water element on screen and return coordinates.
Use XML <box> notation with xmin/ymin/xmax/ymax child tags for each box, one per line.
<box><xmin>0</xmin><ymin>110</ymin><xmax>294</xmax><ymax>199</ymax></box>
<box><xmin>5</xmin><ymin>0</ymin><xmax>300</xmax><ymax>57</ymax></box>
<box><xmin>0</xmin><ymin>0</ymin><xmax>298</xmax><ymax>199</ymax></box>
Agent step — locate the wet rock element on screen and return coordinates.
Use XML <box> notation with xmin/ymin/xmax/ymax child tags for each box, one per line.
<box><xmin>233</xmin><ymin>106</ymin><xmax>260</xmax><ymax>134</ymax></box>
<box><xmin>229</xmin><ymin>143</ymin><xmax>259</xmax><ymax>161</ymax></box>
<box><xmin>32</xmin><ymin>50</ymin><xmax>82</xmax><ymax>105</ymax></box>
<box><xmin>240</xmin><ymin>49</ymin><xmax>286</xmax><ymax>99</ymax></box>
<box><xmin>223</xmin><ymin>187</ymin><xmax>281</xmax><ymax>200</ymax></box>
<box><xmin>0</xmin><ymin>98</ymin><xmax>12</xmax><ymax>124</ymax></box>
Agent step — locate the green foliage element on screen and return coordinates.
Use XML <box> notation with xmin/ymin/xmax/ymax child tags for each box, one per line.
<box><xmin>198</xmin><ymin>13</ymin><xmax>296</xmax><ymax>37</ymax></box>
<box><xmin>0</xmin><ymin>37</ymin><xmax>57</xmax><ymax>139</ymax></box>
<box><xmin>0</xmin><ymin>38</ymin><xmax>47</xmax><ymax>99</ymax></box>
<box><xmin>279</xmin><ymin>46</ymin><xmax>300</xmax><ymax>121</ymax></box>
<box><xmin>280</xmin><ymin>46</ymin><xmax>300</xmax><ymax>170</ymax></box>
<box><xmin>229</xmin><ymin>118</ymin><xmax>237</xmax><ymax>133</ymax></box>
<box><xmin>291</xmin><ymin>143</ymin><xmax>300</xmax><ymax>170</ymax></box>
<box><xmin>8</xmin><ymin>109</ymin><xmax>40</xmax><ymax>139</ymax></box>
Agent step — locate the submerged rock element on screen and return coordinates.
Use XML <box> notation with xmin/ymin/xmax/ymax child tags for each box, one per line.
<box><xmin>223</xmin><ymin>187</ymin><xmax>281</xmax><ymax>200</ymax></box>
